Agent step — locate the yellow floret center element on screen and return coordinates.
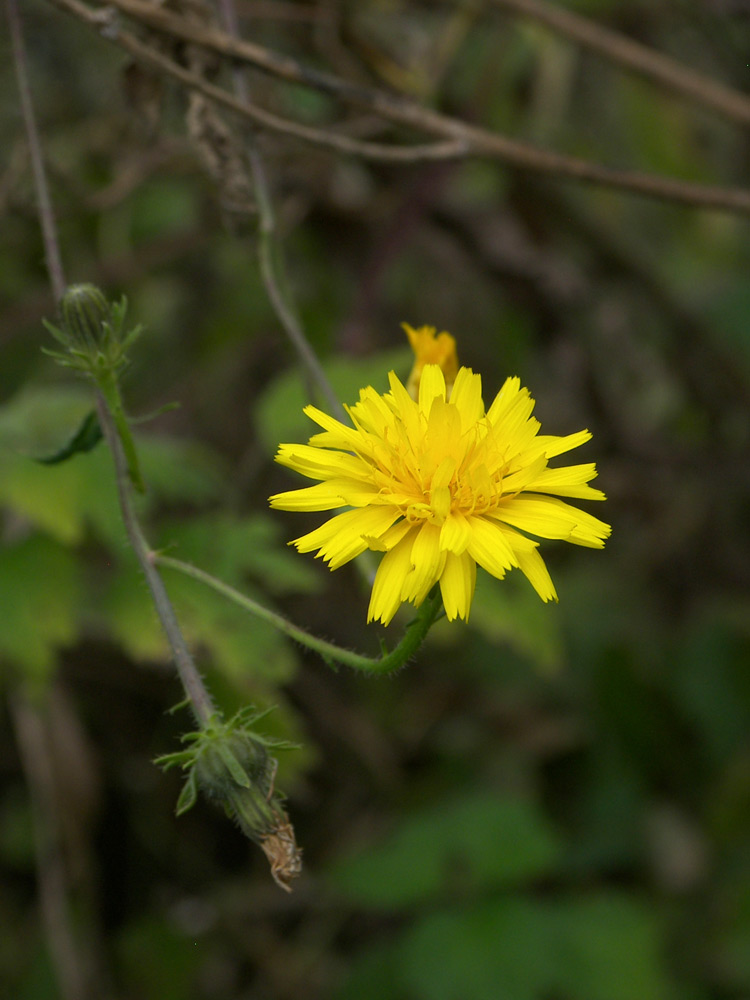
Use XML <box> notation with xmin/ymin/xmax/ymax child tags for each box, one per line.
<box><xmin>368</xmin><ymin>426</ymin><xmax>507</xmax><ymax>526</ymax></box>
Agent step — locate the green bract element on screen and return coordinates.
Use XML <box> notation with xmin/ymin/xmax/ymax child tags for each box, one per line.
<box><xmin>44</xmin><ymin>286</ymin><xmax>143</xmax><ymax>377</ymax></box>
<box><xmin>156</xmin><ymin>707</ymin><xmax>302</xmax><ymax>890</ymax></box>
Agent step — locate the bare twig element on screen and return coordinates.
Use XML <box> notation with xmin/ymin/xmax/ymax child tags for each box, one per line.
<box><xmin>45</xmin><ymin>0</ymin><xmax>467</xmax><ymax>167</ymax></box>
<box><xmin>9</xmin><ymin>694</ymin><xmax>94</xmax><ymax>1000</ymax></box>
<box><xmin>490</xmin><ymin>0</ymin><xmax>750</xmax><ymax>128</ymax></box>
<box><xmin>7</xmin><ymin>0</ymin><xmax>67</xmax><ymax>300</ymax></box>
<box><xmin>49</xmin><ymin>0</ymin><xmax>750</xmax><ymax>215</ymax></box>
<box><xmin>211</xmin><ymin>0</ymin><xmax>345</xmax><ymax>420</ymax></box>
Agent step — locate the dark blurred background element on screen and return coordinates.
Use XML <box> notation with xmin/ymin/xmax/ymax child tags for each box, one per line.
<box><xmin>1</xmin><ymin>1</ymin><xmax>750</xmax><ymax>998</ymax></box>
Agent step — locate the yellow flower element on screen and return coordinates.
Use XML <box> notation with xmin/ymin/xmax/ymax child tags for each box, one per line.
<box><xmin>403</xmin><ymin>323</ymin><xmax>458</xmax><ymax>399</ymax></box>
<box><xmin>269</xmin><ymin>364</ymin><xmax>611</xmax><ymax>626</ymax></box>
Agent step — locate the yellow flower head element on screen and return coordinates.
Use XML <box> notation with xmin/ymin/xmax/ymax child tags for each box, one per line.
<box><xmin>270</xmin><ymin>364</ymin><xmax>611</xmax><ymax>626</ymax></box>
<box><xmin>404</xmin><ymin>323</ymin><xmax>458</xmax><ymax>400</ymax></box>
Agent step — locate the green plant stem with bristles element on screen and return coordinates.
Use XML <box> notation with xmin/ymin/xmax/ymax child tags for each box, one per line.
<box><xmin>96</xmin><ymin>369</ymin><xmax>145</xmax><ymax>493</ymax></box>
<box><xmin>95</xmin><ymin>394</ymin><xmax>216</xmax><ymax>724</ymax></box>
<box><xmin>155</xmin><ymin>554</ymin><xmax>443</xmax><ymax>675</ymax></box>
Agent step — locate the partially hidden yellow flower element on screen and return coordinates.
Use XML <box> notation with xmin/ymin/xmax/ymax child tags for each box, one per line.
<box><xmin>404</xmin><ymin>323</ymin><xmax>458</xmax><ymax>399</ymax></box>
<box><xmin>269</xmin><ymin>364</ymin><xmax>611</xmax><ymax>626</ymax></box>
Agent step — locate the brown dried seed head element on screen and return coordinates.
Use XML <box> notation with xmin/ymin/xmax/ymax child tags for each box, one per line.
<box><xmin>260</xmin><ymin>819</ymin><xmax>303</xmax><ymax>892</ymax></box>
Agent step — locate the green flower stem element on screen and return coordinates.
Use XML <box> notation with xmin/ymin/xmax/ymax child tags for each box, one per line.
<box><xmin>155</xmin><ymin>554</ymin><xmax>443</xmax><ymax>675</ymax></box>
<box><xmin>95</xmin><ymin>392</ymin><xmax>216</xmax><ymax>725</ymax></box>
<box><xmin>96</xmin><ymin>369</ymin><xmax>145</xmax><ymax>493</ymax></box>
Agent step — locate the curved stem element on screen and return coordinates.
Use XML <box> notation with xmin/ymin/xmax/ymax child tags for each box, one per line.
<box><xmin>155</xmin><ymin>554</ymin><xmax>443</xmax><ymax>675</ymax></box>
<box><xmin>95</xmin><ymin>393</ymin><xmax>216</xmax><ymax>724</ymax></box>
<box><xmin>215</xmin><ymin>0</ymin><xmax>346</xmax><ymax>422</ymax></box>
<box><xmin>7</xmin><ymin>0</ymin><xmax>66</xmax><ymax>301</ymax></box>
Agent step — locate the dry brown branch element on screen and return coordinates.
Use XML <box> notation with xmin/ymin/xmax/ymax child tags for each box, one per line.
<box><xmin>46</xmin><ymin>0</ymin><xmax>469</xmax><ymax>164</ymax></box>
<box><xmin>44</xmin><ymin>0</ymin><xmax>750</xmax><ymax>214</ymax></box>
<box><xmin>490</xmin><ymin>0</ymin><xmax>750</xmax><ymax>128</ymax></box>
<box><xmin>9</xmin><ymin>693</ymin><xmax>97</xmax><ymax>1000</ymax></box>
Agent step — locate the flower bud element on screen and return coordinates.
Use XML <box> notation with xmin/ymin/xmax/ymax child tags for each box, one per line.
<box><xmin>403</xmin><ymin>323</ymin><xmax>458</xmax><ymax>400</ymax></box>
<box><xmin>156</xmin><ymin>708</ymin><xmax>302</xmax><ymax>890</ymax></box>
<box><xmin>194</xmin><ymin>731</ymin><xmax>272</xmax><ymax>801</ymax></box>
<box><xmin>60</xmin><ymin>284</ymin><xmax>111</xmax><ymax>352</ymax></box>
<box><xmin>194</xmin><ymin>730</ymin><xmax>282</xmax><ymax>839</ymax></box>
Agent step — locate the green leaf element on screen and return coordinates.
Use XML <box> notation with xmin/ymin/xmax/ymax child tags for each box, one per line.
<box><xmin>33</xmin><ymin>409</ymin><xmax>102</xmax><ymax>464</ymax></box>
<box><xmin>399</xmin><ymin>898</ymin><xmax>554</xmax><ymax>1000</ymax></box>
<box><xmin>0</xmin><ymin>535</ymin><xmax>82</xmax><ymax>685</ymax></box>
<box><xmin>156</xmin><ymin>513</ymin><xmax>320</xmax><ymax>596</ymax></box>
<box><xmin>549</xmin><ymin>893</ymin><xmax>672</xmax><ymax>1000</ymax></box>
<box><xmin>467</xmin><ymin>571</ymin><xmax>565</xmax><ymax>674</ymax></box>
<box><xmin>329</xmin><ymin>790</ymin><xmax>561</xmax><ymax>908</ymax></box>
<box><xmin>0</xmin><ymin>386</ymin><xmax>224</xmax><ymax>549</ymax></box>
<box><xmin>333</xmin><ymin>941</ymin><xmax>407</xmax><ymax>1000</ymax></box>
<box><xmin>0</xmin><ymin>384</ymin><xmax>94</xmax><ymax>457</ymax></box>
<box><xmin>0</xmin><ymin>442</ymin><xmax>123</xmax><ymax>547</ymax></box>
<box><xmin>137</xmin><ymin>436</ymin><xmax>225</xmax><ymax>507</ymax></box>
<box><xmin>393</xmin><ymin>892</ymin><xmax>672</xmax><ymax>1000</ymax></box>
<box><xmin>175</xmin><ymin>773</ymin><xmax>198</xmax><ymax>816</ymax></box>
<box><xmin>217</xmin><ymin>744</ymin><xmax>252</xmax><ymax>788</ymax></box>
<box><xmin>103</xmin><ymin>559</ymin><xmax>299</xmax><ymax>684</ymax></box>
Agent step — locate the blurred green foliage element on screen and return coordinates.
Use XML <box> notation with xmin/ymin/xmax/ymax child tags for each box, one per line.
<box><xmin>2</xmin><ymin>0</ymin><xmax>750</xmax><ymax>998</ymax></box>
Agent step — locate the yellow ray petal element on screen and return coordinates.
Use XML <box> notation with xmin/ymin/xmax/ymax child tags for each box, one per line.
<box><xmin>531</xmin><ymin>430</ymin><xmax>592</xmax><ymax>459</ymax></box>
<box><xmin>524</xmin><ymin>462</ymin><xmax>606</xmax><ymax>500</ymax></box>
<box><xmin>367</xmin><ymin>532</ymin><xmax>417</xmax><ymax>625</ymax></box>
<box><xmin>402</xmin><ymin>523</ymin><xmax>444</xmax><ymax>604</ymax></box>
<box><xmin>418</xmin><ymin>363</ymin><xmax>447</xmax><ymax>418</ymax></box>
<box><xmin>439</xmin><ymin>511</ymin><xmax>472</xmax><ymax>555</ymax></box>
<box><xmin>449</xmin><ymin>367</ymin><xmax>484</xmax><ymax>427</ymax></box>
<box><xmin>439</xmin><ymin>551</ymin><xmax>477</xmax><ymax>621</ymax></box>
<box><xmin>293</xmin><ymin>505</ymin><xmax>401</xmax><ymax>568</ymax></box>
<box><xmin>302</xmin><ymin>405</ymin><xmax>363</xmax><ymax>449</ymax></box>
<box><xmin>492</xmin><ymin>496</ymin><xmax>612</xmax><ymax>547</ymax></box>
<box><xmin>269</xmin><ymin>479</ymin><xmax>379</xmax><ymax>512</ymax></box>
<box><xmin>517</xmin><ymin>551</ymin><xmax>557</xmax><ymax>601</ymax></box>
<box><xmin>465</xmin><ymin>515</ymin><xmax>516</xmax><ymax>579</ymax></box>
<box><xmin>274</xmin><ymin>443</ymin><xmax>368</xmax><ymax>482</ymax></box>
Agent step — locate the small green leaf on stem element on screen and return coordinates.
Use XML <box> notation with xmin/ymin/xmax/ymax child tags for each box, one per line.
<box><xmin>33</xmin><ymin>409</ymin><xmax>102</xmax><ymax>464</ymax></box>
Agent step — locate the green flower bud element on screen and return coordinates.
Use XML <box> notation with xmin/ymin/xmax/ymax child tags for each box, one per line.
<box><xmin>156</xmin><ymin>708</ymin><xmax>302</xmax><ymax>890</ymax></box>
<box><xmin>60</xmin><ymin>284</ymin><xmax>111</xmax><ymax>352</ymax></box>
<box><xmin>194</xmin><ymin>731</ymin><xmax>272</xmax><ymax>801</ymax></box>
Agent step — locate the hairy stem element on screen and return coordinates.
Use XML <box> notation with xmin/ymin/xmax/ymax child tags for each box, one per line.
<box><xmin>95</xmin><ymin>393</ymin><xmax>216</xmax><ymax>724</ymax></box>
<box><xmin>96</xmin><ymin>369</ymin><xmax>145</xmax><ymax>492</ymax></box>
<box><xmin>155</xmin><ymin>554</ymin><xmax>443</xmax><ymax>675</ymax></box>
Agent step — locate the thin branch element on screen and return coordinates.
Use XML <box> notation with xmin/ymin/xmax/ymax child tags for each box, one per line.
<box><xmin>51</xmin><ymin>0</ymin><xmax>750</xmax><ymax>215</ymax></box>
<box><xmin>51</xmin><ymin>0</ymin><xmax>468</xmax><ymax>165</ymax></box>
<box><xmin>215</xmin><ymin>0</ymin><xmax>347</xmax><ymax>422</ymax></box>
<box><xmin>490</xmin><ymin>0</ymin><xmax>750</xmax><ymax>128</ymax></box>
<box><xmin>6</xmin><ymin>0</ymin><xmax>67</xmax><ymax>300</ymax></box>
<box><xmin>216</xmin><ymin>0</ymin><xmax>378</xmax><ymax>588</ymax></box>
<box><xmin>9</xmin><ymin>694</ymin><xmax>93</xmax><ymax>1000</ymax></box>
<box><xmin>95</xmin><ymin>392</ymin><xmax>216</xmax><ymax>725</ymax></box>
